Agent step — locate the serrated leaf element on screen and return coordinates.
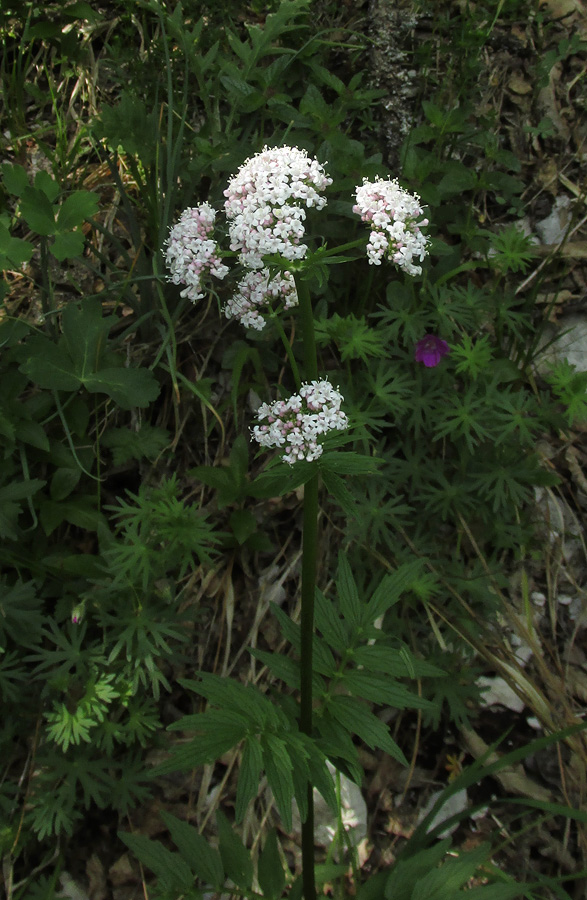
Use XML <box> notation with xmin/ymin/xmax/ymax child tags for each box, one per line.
<box><xmin>152</xmin><ymin>710</ymin><xmax>248</xmax><ymax>774</ymax></box>
<box><xmin>336</xmin><ymin>553</ymin><xmax>361</xmax><ymax>628</ymax></box>
<box><xmin>52</xmin><ymin>230</ymin><xmax>85</xmax><ymax>261</ymax></box>
<box><xmin>258</xmin><ymin>829</ymin><xmax>285</xmax><ymax>899</ymax></box>
<box><xmin>57</xmin><ymin>191</ymin><xmax>99</xmax><ymax>231</ymax></box>
<box><xmin>364</xmin><ymin>560</ymin><xmax>424</xmax><ymax>625</ymax></box>
<box><xmin>314</xmin><ymin>588</ymin><xmax>348</xmax><ymax>652</ymax></box>
<box><xmin>328</xmin><ymin>696</ymin><xmax>407</xmax><ymax>765</ymax></box>
<box><xmin>321</xmin><ymin>469</ymin><xmax>358</xmax><ymax>518</ymax></box>
<box><xmin>263</xmin><ymin>734</ymin><xmax>295</xmax><ymax>831</ymax></box>
<box><xmin>118</xmin><ymin>832</ymin><xmax>194</xmax><ymax>892</ymax></box>
<box><xmin>216</xmin><ymin>809</ymin><xmax>253</xmax><ymax>890</ymax></box>
<box><xmin>235</xmin><ymin>736</ymin><xmax>263</xmax><ymax>823</ymax></box>
<box><xmin>318</xmin><ymin>451</ymin><xmax>380</xmax><ymax>476</ymax></box>
<box><xmin>20</xmin><ymin>186</ymin><xmax>55</xmax><ymax>234</ymax></box>
<box><xmin>343</xmin><ymin>671</ymin><xmax>432</xmax><ymax>710</ymax></box>
<box><xmin>83</xmin><ymin>366</ymin><xmax>160</xmax><ymax>409</ymax></box>
<box><xmin>2</xmin><ymin>163</ymin><xmax>29</xmax><ymax>197</ymax></box>
<box><xmin>159</xmin><ymin>810</ymin><xmax>224</xmax><ymax>887</ymax></box>
<box><xmin>352</xmin><ymin>645</ymin><xmax>445</xmax><ymax>678</ymax></box>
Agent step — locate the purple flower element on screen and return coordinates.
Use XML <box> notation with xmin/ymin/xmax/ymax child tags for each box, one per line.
<box><xmin>414</xmin><ymin>335</ymin><xmax>450</xmax><ymax>368</ymax></box>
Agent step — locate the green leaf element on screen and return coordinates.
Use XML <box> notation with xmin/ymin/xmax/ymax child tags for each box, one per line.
<box><xmin>343</xmin><ymin>671</ymin><xmax>432</xmax><ymax>710</ymax></box>
<box><xmin>318</xmin><ymin>451</ymin><xmax>380</xmax><ymax>476</ymax></box>
<box><xmin>102</xmin><ymin>424</ymin><xmax>170</xmax><ymax>465</ymax></box>
<box><xmin>0</xmin><ymin>222</ymin><xmax>34</xmax><ymax>268</ymax></box>
<box><xmin>159</xmin><ymin>811</ymin><xmax>224</xmax><ymax>888</ymax></box>
<box><xmin>216</xmin><ymin>810</ymin><xmax>253</xmax><ymax>890</ymax></box>
<box><xmin>96</xmin><ymin>92</ymin><xmax>158</xmax><ymax>165</ymax></box>
<box><xmin>61</xmin><ymin>298</ymin><xmax>113</xmax><ymax>378</ymax></box>
<box><xmin>20</xmin><ymin>186</ymin><xmax>56</xmax><ymax>235</ymax></box>
<box><xmin>20</xmin><ymin>337</ymin><xmax>80</xmax><ymax>391</ymax></box>
<box><xmin>263</xmin><ymin>734</ymin><xmax>295</xmax><ymax>831</ymax></box>
<box><xmin>229</xmin><ymin>508</ymin><xmax>258</xmax><ymax>545</ymax></box>
<box><xmin>14</xmin><ymin>420</ymin><xmax>50</xmax><ymax>452</ymax></box>
<box><xmin>57</xmin><ymin>191</ymin><xmax>99</xmax><ymax>231</ymax></box>
<box><xmin>152</xmin><ymin>710</ymin><xmax>248</xmax><ymax>775</ymax></box>
<box><xmin>1</xmin><ymin>163</ymin><xmax>29</xmax><ymax>197</ymax></box>
<box><xmin>258</xmin><ymin>830</ymin><xmax>285</xmax><ymax>899</ymax></box>
<box><xmin>39</xmin><ymin>496</ymin><xmax>106</xmax><ymax>536</ymax></box>
<box><xmin>50</xmin><ymin>467</ymin><xmax>82</xmax><ymax>501</ymax></box>
<box><xmin>336</xmin><ymin>553</ymin><xmax>361</xmax><ymax>628</ymax></box>
<box><xmin>83</xmin><ymin>366</ymin><xmax>160</xmax><ymax>409</ymax></box>
<box><xmin>34</xmin><ymin>170</ymin><xmax>60</xmax><ymax>201</ymax></box>
<box><xmin>363</xmin><ymin>560</ymin><xmax>424</xmax><ymax>625</ymax></box>
<box><xmin>412</xmin><ymin>843</ymin><xmax>490</xmax><ymax>899</ymax></box>
<box><xmin>328</xmin><ymin>696</ymin><xmax>408</xmax><ymax>765</ymax></box>
<box><xmin>118</xmin><ymin>832</ymin><xmax>194</xmax><ymax>892</ymax></box>
<box><xmin>235</xmin><ymin>736</ymin><xmax>263</xmax><ymax>823</ymax></box>
<box><xmin>321</xmin><ymin>469</ymin><xmax>358</xmax><ymax>518</ymax></box>
<box><xmin>52</xmin><ymin>230</ymin><xmax>85</xmax><ymax>261</ymax></box>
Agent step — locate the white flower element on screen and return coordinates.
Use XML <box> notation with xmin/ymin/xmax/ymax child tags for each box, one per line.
<box><xmin>252</xmin><ymin>380</ymin><xmax>348</xmax><ymax>465</ymax></box>
<box><xmin>163</xmin><ymin>204</ymin><xmax>229</xmax><ymax>301</ymax></box>
<box><xmin>224</xmin><ymin>146</ymin><xmax>332</xmax><ymax>268</ymax></box>
<box><xmin>353</xmin><ymin>177</ymin><xmax>429</xmax><ymax>276</ymax></box>
<box><xmin>224</xmin><ymin>268</ymin><xmax>298</xmax><ymax>330</ymax></box>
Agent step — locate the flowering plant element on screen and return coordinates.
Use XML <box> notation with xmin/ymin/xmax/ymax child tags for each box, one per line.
<box><xmin>163</xmin><ymin>145</ymin><xmax>431</xmax><ymax>900</ymax></box>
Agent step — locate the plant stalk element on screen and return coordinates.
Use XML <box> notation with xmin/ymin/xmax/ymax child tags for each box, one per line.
<box><xmin>295</xmin><ymin>274</ymin><xmax>318</xmax><ymax>900</ymax></box>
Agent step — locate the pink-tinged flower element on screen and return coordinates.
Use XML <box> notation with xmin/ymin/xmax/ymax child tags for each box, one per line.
<box><xmin>353</xmin><ymin>177</ymin><xmax>429</xmax><ymax>275</ymax></box>
<box><xmin>224</xmin><ymin>146</ymin><xmax>332</xmax><ymax>268</ymax></box>
<box><xmin>164</xmin><ymin>203</ymin><xmax>229</xmax><ymax>301</ymax></box>
<box><xmin>252</xmin><ymin>379</ymin><xmax>348</xmax><ymax>465</ymax></box>
<box><xmin>224</xmin><ymin>268</ymin><xmax>298</xmax><ymax>330</ymax></box>
<box><xmin>414</xmin><ymin>335</ymin><xmax>450</xmax><ymax>368</ymax></box>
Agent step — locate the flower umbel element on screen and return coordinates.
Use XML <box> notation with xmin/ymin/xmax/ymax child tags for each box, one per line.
<box><xmin>415</xmin><ymin>335</ymin><xmax>450</xmax><ymax>368</ymax></box>
<box><xmin>224</xmin><ymin>146</ymin><xmax>333</xmax><ymax>268</ymax></box>
<box><xmin>164</xmin><ymin>203</ymin><xmax>229</xmax><ymax>301</ymax></box>
<box><xmin>253</xmin><ymin>380</ymin><xmax>348</xmax><ymax>465</ymax></box>
<box><xmin>224</xmin><ymin>268</ymin><xmax>298</xmax><ymax>331</ymax></box>
<box><xmin>353</xmin><ymin>177</ymin><xmax>429</xmax><ymax>275</ymax></box>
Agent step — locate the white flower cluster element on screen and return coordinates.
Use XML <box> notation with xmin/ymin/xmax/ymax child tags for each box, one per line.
<box><xmin>164</xmin><ymin>204</ymin><xmax>229</xmax><ymax>301</ymax></box>
<box><xmin>224</xmin><ymin>268</ymin><xmax>298</xmax><ymax>331</ymax></box>
<box><xmin>353</xmin><ymin>177</ymin><xmax>429</xmax><ymax>275</ymax></box>
<box><xmin>252</xmin><ymin>379</ymin><xmax>348</xmax><ymax>465</ymax></box>
<box><xmin>224</xmin><ymin>146</ymin><xmax>333</xmax><ymax>269</ymax></box>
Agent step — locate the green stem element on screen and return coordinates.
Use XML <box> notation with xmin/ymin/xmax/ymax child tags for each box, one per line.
<box><xmin>271</xmin><ymin>314</ymin><xmax>301</xmax><ymax>391</ymax></box>
<box><xmin>294</xmin><ymin>274</ymin><xmax>318</xmax><ymax>900</ymax></box>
